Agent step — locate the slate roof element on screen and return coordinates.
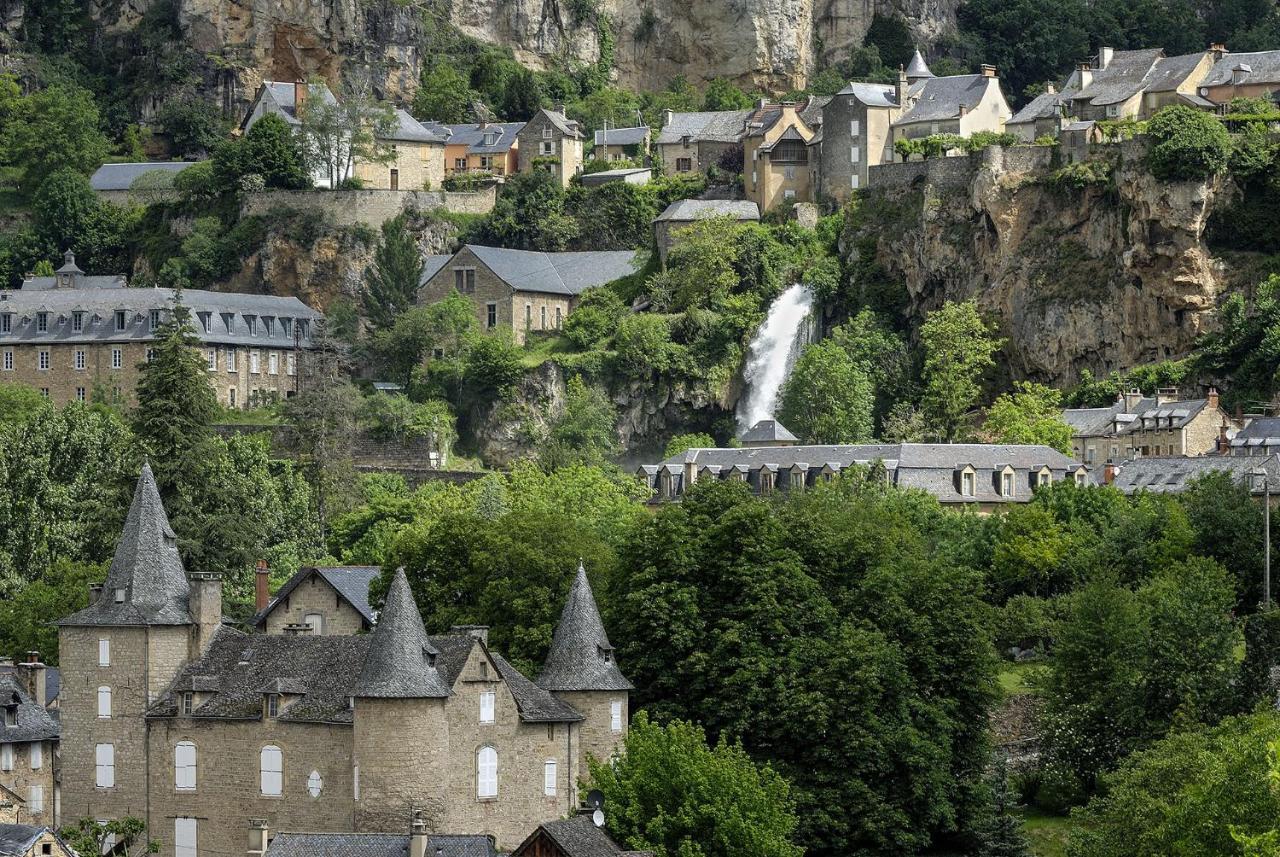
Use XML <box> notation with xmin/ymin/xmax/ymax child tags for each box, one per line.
<box><xmin>906</xmin><ymin>49</ymin><xmax>935</xmax><ymax>80</ymax></box>
<box><xmin>799</xmin><ymin>95</ymin><xmax>831</xmax><ymax>128</ymax></box>
<box><xmin>836</xmin><ymin>82</ymin><xmax>899</xmax><ymax>108</ymax></box>
<box><xmin>896</xmin><ymin>75</ymin><xmax>993</xmax><ymax>125</ymax></box>
<box><xmin>0</xmin><ymin>283</ymin><xmax>320</xmax><ymax>348</ymax></box>
<box><xmin>1073</xmin><ymin>49</ymin><xmax>1164</xmax><ymax>106</ymax></box>
<box><xmin>1236</xmin><ymin>417</ymin><xmax>1280</xmax><ymax>440</ymax></box>
<box><xmin>356</xmin><ymin>568</ymin><xmax>451</xmax><ymax>698</ymax></box>
<box><xmin>387</xmin><ymin>109</ymin><xmax>449</xmax><ymax>144</ymax></box>
<box><xmin>537</xmin><ymin>564</ymin><xmax>632</xmax><ymax>692</ymax></box>
<box><xmin>515</xmin><ymin>816</ymin><xmax>650</xmax><ymax>857</ymax></box>
<box><xmin>246</xmin><ymin>82</ymin><xmax>340</xmax><ymax>129</ymax></box>
<box><xmin>1008</xmin><ymin>89</ymin><xmax>1074</xmax><ymax>124</ymax></box>
<box><xmin>1143</xmin><ymin>51</ymin><xmax>1209</xmax><ymax>93</ymax></box>
<box><xmin>254</xmin><ymin>566</ymin><xmax>381</xmax><ymax>629</ymax></box>
<box><xmin>0</xmin><ymin>676</ymin><xmax>59</xmax><ymax>743</ymax></box>
<box><xmin>1202</xmin><ymin>50</ymin><xmax>1280</xmax><ymax>87</ymax></box>
<box><xmin>1062</xmin><ymin>397</ymin><xmax>1156</xmax><ymax>437</ymax></box>
<box><xmin>58</xmin><ymin>464</ymin><xmax>192</xmax><ymax>627</ymax></box>
<box><xmin>461</xmin><ymin>246</ymin><xmax>640</xmax><ymax>297</ymax></box>
<box><xmin>594</xmin><ymin>126</ymin><xmax>649</xmax><ymax>146</ymax></box>
<box><xmin>653</xmin><ymin>199</ymin><xmax>760</xmax><ymax>222</ymax></box>
<box><xmin>0</xmin><ymin>825</ymin><xmax>66</xmax><ymax>857</ymax></box>
<box><xmin>740</xmin><ymin>419</ymin><xmax>798</xmax><ymax>443</ymax></box>
<box><xmin>429</xmin><ymin>122</ymin><xmax>525</xmax><ymax>154</ymax></box>
<box><xmin>539</xmin><ymin>108</ymin><xmax>584</xmax><ymax>139</ymax></box>
<box><xmin>0</xmin><ymin>667</ymin><xmax>58</xmax><ymax>706</ymax></box>
<box><xmin>1109</xmin><ymin>454</ymin><xmax>1280</xmax><ymax>494</ymax></box>
<box><xmin>420</xmin><ymin>254</ymin><xmax>452</xmax><ymax>285</ymax></box>
<box><xmin>491</xmin><ymin>653</ymin><xmax>583</xmax><ymax>722</ymax></box>
<box><xmin>264</xmin><ymin>832</ymin><xmax>496</xmax><ymax>857</ymax></box>
<box><xmin>90</xmin><ymin>162</ymin><xmax>199</xmax><ymax>191</ymax></box>
<box><xmin>655</xmin><ymin>110</ymin><xmax>751</xmax><ymax>145</ymax></box>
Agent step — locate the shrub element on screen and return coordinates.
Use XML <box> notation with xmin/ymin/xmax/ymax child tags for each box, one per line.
<box><xmin>563</xmin><ymin>287</ymin><xmax>627</xmax><ymax>348</ymax></box>
<box><xmin>1043</xmin><ymin>160</ymin><xmax>1114</xmax><ymax>193</ymax></box>
<box><xmin>1146</xmin><ymin>106</ymin><xmax>1231</xmax><ymax>181</ymax></box>
<box><xmin>613</xmin><ymin>313</ymin><xmax>672</xmax><ymax>377</ymax></box>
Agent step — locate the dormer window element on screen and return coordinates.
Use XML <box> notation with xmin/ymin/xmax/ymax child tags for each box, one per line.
<box><xmin>1036</xmin><ymin>467</ymin><xmax>1051</xmax><ymax>487</ymax></box>
<box><xmin>598</xmin><ymin>645</ymin><xmax>613</xmax><ymax>663</ymax></box>
<box><xmin>3</xmin><ymin>705</ymin><xmax>16</xmax><ymax>727</ymax></box>
<box><xmin>221</xmin><ymin>313</ymin><xmax>234</xmax><ymax>333</ymax></box>
<box><xmin>281</xmin><ymin>318</ymin><xmax>292</xmax><ymax>337</ymax></box>
<box><xmin>265</xmin><ymin>694</ymin><xmax>279</xmax><ymax>719</ymax></box>
<box><xmin>72</xmin><ymin>311</ymin><xmax>83</xmax><ymax>332</ymax></box>
<box><xmin>198</xmin><ymin>312</ymin><xmax>211</xmax><ymax>334</ymax></box>
<box><xmin>245</xmin><ymin>315</ymin><xmax>257</xmax><ymax>336</ymax></box>
<box><xmin>149</xmin><ymin>309</ymin><xmax>161</xmax><ymax>331</ymax></box>
<box><xmin>759</xmin><ymin>470</ymin><xmax>775</xmax><ymax>495</ymax></box>
<box><xmin>542</xmin><ymin>126</ymin><xmax>553</xmax><ymax>139</ymax></box>
<box><xmin>115</xmin><ymin>310</ymin><xmax>126</xmax><ymax>331</ymax></box>
<box><xmin>425</xmin><ymin>649</ymin><xmax>437</xmax><ymax>669</ymax></box>
<box><xmin>264</xmin><ymin>317</ymin><xmax>275</xmax><ymax>336</ymax></box>
<box><xmin>1001</xmin><ymin>470</ymin><xmax>1015</xmax><ymax>498</ymax></box>
<box><xmin>113</xmin><ymin>588</ymin><xmax>126</xmax><ymax>603</ymax></box>
<box><xmin>958</xmin><ymin>466</ymin><xmax>976</xmax><ymax>497</ymax></box>
<box><xmin>36</xmin><ymin>312</ymin><xmax>47</xmax><ymax>333</ymax></box>
<box><xmin>0</xmin><ymin>314</ymin><xmax>9</xmax><ymax>334</ymax></box>
<box><xmin>181</xmin><ymin>693</ymin><xmax>193</xmax><ymax>715</ymax></box>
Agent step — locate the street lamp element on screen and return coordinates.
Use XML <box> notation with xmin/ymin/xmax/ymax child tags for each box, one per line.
<box><xmin>1252</xmin><ymin>466</ymin><xmax>1272</xmax><ymax>610</ymax></box>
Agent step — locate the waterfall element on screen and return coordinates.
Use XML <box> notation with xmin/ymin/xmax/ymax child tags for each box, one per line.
<box><xmin>736</xmin><ymin>283</ymin><xmax>816</xmax><ymax>430</ymax></box>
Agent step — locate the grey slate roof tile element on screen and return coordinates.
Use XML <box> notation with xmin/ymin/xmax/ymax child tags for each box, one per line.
<box><xmin>655</xmin><ymin>110</ymin><xmax>751</xmax><ymax>145</ymax></box>
<box><xmin>537</xmin><ymin>564</ymin><xmax>632</xmax><ymax>692</ymax></box>
<box><xmin>387</xmin><ymin>109</ymin><xmax>449</xmax><ymax>144</ymax></box>
<box><xmin>518</xmin><ymin>816</ymin><xmax>648</xmax><ymax>857</ymax></box>
<box><xmin>1073</xmin><ymin>49</ymin><xmax>1164</xmax><ymax>106</ymax></box>
<box><xmin>0</xmin><ymin>825</ymin><xmax>64</xmax><ymax>857</ymax></box>
<box><xmin>1143</xmin><ymin>51</ymin><xmax>1209</xmax><ymax>93</ymax></box>
<box><xmin>264</xmin><ymin>832</ymin><xmax>496</xmax><ymax>857</ymax></box>
<box><xmin>653</xmin><ymin>199</ymin><xmax>759</xmax><ymax>222</ymax></box>
<box><xmin>594</xmin><ymin>127</ymin><xmax>649</xmax><ymax>146</ymax></box>
<box><xmin>1202</xmin><ymin>50</ymin><xmax>1280</xmax><ymax>87</ymax></box>
<box><xmin>427</xmin><ymin>122</ymin><xmax>524</xmax><ymax>154</ymax></box>
<box><xmin>1008</xmin><ymin>89</ymin><xmax>1075</xmax><ymax>124</ymax></box>
<box><xmin>836</xmin><ymin>82</ymin><xmax>899</xmax><ymax>108</ymax></box>
<box><xmin>254</xmin><ymin>566</ymin><xmax>381</xmax><ymax>629</ymax></box>
<box><xmin>906</xmin><ymin>49</ymin><xmax>934</xmax><ymax>79</ymax></box>
<box><xmin>90</xmin><ymin>162</ymin><xmax>200</xmax><ymax>191</ymax></box>
<box><xmin>739</xmin><ymin>419</ymin><xmax>798</xmax><ymax>443</ymax></box>
<box><xmin>1237</xmin><ymin>417</ymin><xmax>1280</xmax><ymax>440</ymax></box>
<box><xmin>491</xmin><ymin>654</ymin><xmax>583</xmax><ymax>723</ymax></box>
<box><xmin>463</xmin><ymin>246</ymin><xmax>640</xmax><ymax>296</ymax></box>
<box><xmin>0</xmin><ymin>676</ymin><xmax>59</xmax><ymax>743</ymax></box>
<box><xmin>1109</xmin><ymin>454</ymin><xmax>1280</xmax><ymax>494</ymax></box>
<box><xmin>58</xmin><ymin>464</ymin><xmax>191</xmax><ymax>627</ymax></box>
<box><xmin>356</xmin><ymin>568</ymin><xmax>451</xmax><ymax>698</ymax></box>
<box><xmin>896</xmin><ymin>75</ymin><xmax>992</xmax><ymax>125</ymax></box>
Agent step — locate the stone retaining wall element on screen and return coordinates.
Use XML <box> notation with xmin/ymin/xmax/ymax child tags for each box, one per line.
<box><xmin>240</xmin><ymin>187</ymin><xmax>496</xmax><ymax>227</ymax></box>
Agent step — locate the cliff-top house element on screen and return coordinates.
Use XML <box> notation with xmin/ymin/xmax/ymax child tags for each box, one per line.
<box><xmin>428</xmin><ymin>121</ymin><xmax>524</xmax><ymax>178</ymax></box>
<box><xmin>516</xmin><ymin>108</ymin><xmax>585</xmax><ymax>188</ymax></box>
<box><xmin>1061</xmin><ymin>387</ymin><xmax>1236</xmax><ymax>463</ymax></box>
<box><xmin>56</xmin><ymin>465</ymin><xmax>632</xmax><ymax>856</ymax></box>
<box><xmin>742</xmin><ymin>101</ymin><xmax>817</xmax><ymax>212</ymax></box>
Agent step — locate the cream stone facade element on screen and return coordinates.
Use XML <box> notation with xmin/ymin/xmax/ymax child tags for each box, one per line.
<box><xmin>742</xmin><ymin>103</ymin><xmax>816</xmax><ymax>213</ymax></box>
<box><xmin>354</xmin><ymin>139</ymin><xmax>446</xmax><ymax>191</ymax></box>
<box><xmin>0</xmin><ymin>671</ymin><xmax>57</xmax><ymax>830</ymax></box>
<box><xmin>55</xmin><ymin>467</ymin><xmax>631</xmax><ymax>857</ymax></box>
<box><xmin>517</xmin><ymin>109</ymin><xmax>585</xmax><ymax>188</ymax></box>
<box><xmin>1063</xmin><ymin>389</ymin><xmax>1235</xmax><ymax>463</ymax></box>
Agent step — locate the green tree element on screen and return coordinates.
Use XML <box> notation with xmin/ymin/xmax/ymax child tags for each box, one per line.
<box><xmin>777</xmin><ymin>339</ymin><xmax>874</xmax><ymax>443</ymax></box>
<box><xmin>412</xmin><ymin>64</ymin><xmax>477</xmax><ymax>123</ymax></box>
<box><xmin>60</xmin><ymin>817</ymin><xmax>153</xmax><ymax>857</ymax></box>
<box><xmin>563</xmin><ymin>287</ymin><xmax>627</xmax><ymax>348</ymax></box>
<box><xmin>501</xmin><ymin>66</ymin><xmax>544</xmax><ymax>121</ymax></box>
<box><xmin>225</xmin><ymin>112</ymin><xmax>310</xmax><ymax>189</ymax></box>
<box><xmin>158</xmin><ymin>96</ymin><xmax>229</xmax><ymax>157</ymax></box>
<box><xmin>6</xmin><ymin>85</ymin><xmax>111</xmax><ymax>187</ymax></box>
<box><xmin>539</xmin><ymin>376</ymin><xmax>619</xmax><ymax>470</ymax></box>
<box><xmin>586</xmin><ymin>714</ymin><xmax>803</xmax><ymax>857</ymax></box>
<box><xmin>364</xmin><ymin>215</ymin><xmax>423</xmax><ymax>331</ymax></box>
<box><xmin>1146</xmin><ymin>105</ymin><xmax>1232</xmax><ymax>181</ymax></box>
<box><xmin>613</xmin><ymin>314</ymin><xmax>673</xmax><ymax>377</ymax></box>
<box><xmin>477</xmin><ymin>170</ymin><xmax>579</xmax><ymax>251</ymax></box>
<box><xmin>299</xmin><ymin>80</ymin><xmax>397</xmax><ymax>189</ymax></box>
<box><xmin>702</xmin><ymin>78</ymin><xmax>754</xmax><ymax>111</ymax></box>
<box><xmin>1181</xmin><ymin>470</ymin><xmax>1270</xmax><ymax>607</ymax></box>
<box><xmin>0</xmin><ymin>382</ymin><xmax>50</xmax><ymax>428</ymax></box>
<box><xmin>565</xmin><ymin>181</ymin><xmax>657</xmax><ymax>249</ymax></box>
<box><xmin>464</xmin><ymin>330</ymin><xmax>524</xmax><ymax>398</ymax></box>
<box><xmin>0</xmin><ymin>560</ymin><xmax>99</xmax><ymax>665</ymax></box>
<box><xmin>976</xmin><ymin>759</ymin><xmax>1033</xmax><ymax>857</ymax></box>
<box><xmin>663</xmin><ymin>433</ymin><xmax>717</xmax><ymax>458</ymax></box>
<box><xmin>920</xmin><ymin>300</ymin><xmax>1003</xmax><ymax>441</ymax></box>
<box><xmin>983</xmin><ymin>382</ymin><xmax>1073</xmax><ymax>453</ymax></box>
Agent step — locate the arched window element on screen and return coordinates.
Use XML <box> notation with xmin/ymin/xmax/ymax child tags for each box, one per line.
<box><xmin>174</xmin><ymin>741</ymin><xmax>197</xmax><ymax>791</ymax></box>
<box><xmin>307</xmin><ymin>769</ymin><xmax>323</xmax><ymax>798</ymax></box>
<box><xmin>260</xmin><ymin>745</ymin><xmax>283</xmax><ymax>796</ymax></box>
<box><xmin>476</xmin><ymin>746</ymin><xmax>497</xmax><ymax>799</ymax></box>
<box><xmin>97</xmin><ymin>686</ymin><xmax>111</xmax><ymax>719</ymax></box>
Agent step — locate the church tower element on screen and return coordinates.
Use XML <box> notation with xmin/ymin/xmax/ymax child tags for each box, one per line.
<box><xmin>56</xmin><ymin>463</ymin><xmax>207</xmax><ymax>829</ymax></box>
<box><xmin>536</xmin><ymin>564</ymin><xmax>633</xmax><ymax>781</ymax></box>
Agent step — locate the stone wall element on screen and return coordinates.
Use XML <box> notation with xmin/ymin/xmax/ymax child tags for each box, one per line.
<box><xmin>0</xmin><ymin>739</ymin><xmax>55</xmax><ymax>827</ymax></box>
<box><xmin>868</xmin><ymin>152</ymin><xmax>981</xmax><ymax>190</ymax></box>
<box><xmin>241</xmin><ymin>188</ymin><xmax>496</xmax><ymax>228</ymax></box>
<box><xmin>262</xmin><ymin>574</ymin><xmax>368</xmax><ymax>635</ymax></box>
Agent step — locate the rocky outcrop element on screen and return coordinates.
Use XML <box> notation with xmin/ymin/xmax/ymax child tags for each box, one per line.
<box><xmin>850</xmin><ymin>143</ymin><xmax>1230</xmax><ymax>386</ymax></box>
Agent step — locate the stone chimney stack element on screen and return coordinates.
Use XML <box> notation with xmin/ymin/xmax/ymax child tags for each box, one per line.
<box><xmin>1156</xmin><ymin>387</ymin><xmax>1180</xmax><ymax>406</ymax></box>
<box><xmin>247</xmin><ymin>819</ymin><xmax>268</xmax><ymax>857</ymax></box>
<box><xmin>410</xmin><ymin>811</ymin><xmax>429</xmax><ymax>857</ymax></box>
<box><xmin>255</xmin><ymin>559</ymin><xmax>270</xmax><ymax>613</ymax></box>
<box><xmin>1210</xmin><ymin>42</ymin><xmax>1227</xmax><ymax>62</ymax></box>
<box><xmin>1104</xmin><ymin>463</ymin><xmax>1118</xmax><ymax>485</ymax></box>
<box><xmin>1098</xmin><ymin>46</ymin><xmax>1115</xmax><ymax>69</ymax></box>
<box><xmin>1077</xmin><ymin>63</ymin><xmax>1094</xmax><ymax>89</ymax></box>
<box><xmin>294</xmin><ymin>80</ymin><xmax>308</xmax><ymax>113</ymax></box>
<box><xmin>897</xmin><ymin>66</ymin><xmax>909</xmax><ymax>107</ymax></box>
<box><xmin>188</xmin><ymin>572</ymin><xmax>223</xmax><ymax>659</ymax></box>
<box><xmin>1123</xmin><ymin>387</ymin><xmax>1145</xmax><ymax>412</ymax></box>
<box><xmin>17</xmin><ymin>652</ymin><xmax>46</xmax><ymax>708</ymax></box>
<box><xmin>1217</xmin><ymin>418</ymin><xmax>1231</xmax><ymax>454</ymax></box>
<box><xmin>981</xmin><ymin>64</ymin><xmax>998</xmax><ymax>78</ymax></box>
<box><xmin>1208</xmin><ymin>386</ymin><xmax>1220</xmax><ymax>411</ymax></box>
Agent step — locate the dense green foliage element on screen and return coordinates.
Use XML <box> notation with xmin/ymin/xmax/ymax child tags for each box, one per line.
<box><xmin>777</xmin><ymin>339</ymin><xmax>875</xmax><ymax>443</ymax></box>
<box><xmin>1146</xmin><ymin>106</ymin><xmax>1233</xmax><ymax>181</ymax></box>
<box><xmin>364</xmin><ymin>215</ymin><xmax>424</xmax><ymax>331</ymax></box>
<box><xmin>920</xmin><ymin>300</ymin><xmax>1004</xmax><ymax>441</ymax></box>
<box><xmin>983</xmin><ymin>382</ymin><xmax>1074</xmax><ymax>452</ymax></box>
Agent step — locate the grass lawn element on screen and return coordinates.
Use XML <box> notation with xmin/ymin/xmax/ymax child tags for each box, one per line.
<box><xmin>520</xmin><ymin>333</ymin><xmax>579</xmax><ymax>367</ymax></box>
<box><xmin>998</xmin><ymin>660</ymin><xmax>1048</xmax><ymax>696</ymax></box>
<box><xmin>1016</xmin><ymin>805</ymin><xmax>1074</xmax><ymax>857</ymax></box>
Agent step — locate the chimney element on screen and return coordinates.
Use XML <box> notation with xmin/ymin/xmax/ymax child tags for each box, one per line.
<box><xmin>1098</xmin><ymin>46</ymin><xmax>1114</xmax><ymax>69</ymax></box>
<box><xmin>255</xmin><ymin>559</ymin><xmax>270</xmax><ymax>613</ymax></box>
<box><xmin>897</xmin><ymin>65</ymin><xmax>909</xmax><ymax>107</ymax></box>
<box><xmin>294</xmin><ymin>79</ymin><xmax>308</xmax><ymax>113</ymax></box>
<box><xmin>1077</xmin><ymin>63</ymin><xmax>1094</xmax><ymax>89</ymax></box>
<box><xmin>1104</xmin><ymin>463</ymin><xmax>1118</xmax><ymax>485</ymax></box>
<box><xmin>1156</xmin><ymin>386</ymin><xmax>1179</xmax><ymax>406</ymax></box>
<box><xmin>757</xmin><ymin>97</ymin><xmax>769</xmax><ymax>110</ymax></box>
<box><xmin>89</xmin><ymin>582</ymin><xmax>104</xmax><ymax>601</ymax></box>
<box><xmin>1218</xmin><ymin>418</ymin><xmax>1231</xmax><ymax>454</ymax></box>
<box><xmin>553</xmin><ymin>102</ymin><xmax>566</xmax><ymax>115</ymax></box>
<box><xmin>247</xmin><ymin>819</ymin><xmax>268</xmax><ymax>857</ymax></box>
<box><xmin>449</xmin><ymin>625</ymin><xmax>489</xmax><ymax>644</ymax></box>
<box><xmin>17</xmin><ymin>652</ymin><xmax>46</xmax><ymax>708</ymax></box>
<box><xmin>1233</xmin><ymin>63</ymin><xmax>1251</xmax><ymax>86</ymax></box>
<box><xmin>1124</xmin><ymin>387</ymin><xmax>1144</xmax><ymax>412</ymax></box>
<box><xmin>410</xmin><ymin>811</ymin><xmax>429</xmax><ymax>857</ymax></box>
<box><xmin>1210</xmin><ymin>42</ymin><xmax>1227</xmax><ymax>61</ymax></box>
<box><xmin>1046</xmin><ymin>82</ymin><xmax>1056</xmax><ymax>94</ymax></box>
<box><xmin>683</xmin><ymin>459</ymin><xmax>697</xmax><ymax>489</ymax></box>
<box><xmin>662</xmin><ymin>109</ymin><xmax>673</xmax><ymax>128</ymax></box>
<box><xmin>980</xmin><ymin>64</ymin><xmax>998</xmax><ymax>78</ymax></box>
<box><xmin>187</xmin><ymin>572</ymin><xmax>223</xmax><ymax>659</ymax></box>
<box><xmin>1208</xmin><ymin>386</ymin><xmax>1220</xmax><ymax>411</ymax></box>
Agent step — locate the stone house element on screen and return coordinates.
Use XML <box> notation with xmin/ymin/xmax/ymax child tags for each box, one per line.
<box><xmin>259</xmin><ymin>817</ymin><xmax>495</xmax><ymax>857</ymax></box>
<box><xmin>0</xmin><ymin>252</ymin><xmax>321</xmax><ymax>409</ymax></box>
<box><xmin>1065</xmin><ymin>47</ymin><xmax>1221</xmax><ymax>121</ymax></box>
<box><xmin>1227</xmin><ymin>417</ymin><xmax>1280</xmax><ymax>456</ymax></box>
<box><xmin>429</xmin><ymin>122</ymin><xmax>524</xmax><ymax>178</ymax></box>
<box><xmin>90</xmin><ymin>162</ymin><xmax>199</xmax><ymax>206</ymax></box>
<box><xmin>1062</xmin><ymin>388</ymin><xmax>1235</xmax><ymax>463</ymax></box>
<box><xmin>511</xmin><ymin>815</ymin><xmax>653</xmax><ymax>857</ymax></box>
<box><xmin>1198</xmin><ymin>50</ymin><xmax>1280</xmax><ymax>105</ymax></box>
<box><xmin>1106</xmin><ymin>453</ymin><xmax>1280</xmax><ymax>495</ymax></box>
<box><xmin>0</xmin><ymin>672</ymin><xmax>58</xmax><ymax>829</ymax></box>
<box><xmin>0</xmin><ymin>825</ymin><xmax>75</xmax><ymax>857</ymax></box>
<box><xmin>517</xmin><ymin>109</ymin><xmax>585</xmax><ymax>188</ymax></box>
<box><xmin>242</xmin><ymin>81</ymin><xmax>344</xmax><ymax>187</ymax></box>
<box><xmin>592</xmin><ymin>126</ymin><xmax>650</xmax><ymax>163</ymax></box>
<box><xmin>651</xmin><ymin>199</ymin><xmax>760</xmax><ymax>266</ymax></box>
<box><xmin>654</xmin><ymin>110</ymin><xmax>751</xmax><ymax>175</ymax></box>
<box><xmin>742</xmin><ymin>102</ymin><xmax>817</xmax><ymax>212</ymax></box>
<box><xmin>417</xmin><ymin>245</ymin><xmax>640</xmax><ymax>345</ymax></box>
<box><xmin>251</xmin><ymin>565</ymin><xmax>380</xmax><ymax>636</ymax></box>
<box><xmin>888</xmin><ymin>60</ymin><xmax>1013</xmax><ymax>145</ymax></box>
<box><xmin>0</xmin><ymin>783</ymin><xmax>23</xmax><ymax>824</ymax></box>
<box><xmin>639</xmin><ymin>433</ymin><xmax>1087</xmax><ymax>512</ymax></box>
<box><xmin>815</xmin><ymin>81</ymin><xmax>900</xmax><ymax>200</ymax></box>
<box><xmin>57</xmin><ymin>465</ymin><xmax>632</xmax><ymax>856</ymax></box>
<box><xmin>1006</xmin><ymin>85</ymin><xmax>1074</xmax><ymax>142</ymax></box>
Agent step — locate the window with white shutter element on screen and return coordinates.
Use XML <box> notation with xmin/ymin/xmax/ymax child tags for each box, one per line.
<box><xmin>543</xmin><ymin>760</ymin><xmax>557</xmax><ymax>796</ymax></box>
<box><xmin>95</xmin><ymin>743</ymin><xmax>115</xmax><ymax>787</ymax></box>
<box><xmin>260</xmin><ymin>745</ymin><xmax>283</xmax><ymax>795</ymax></box>
<box><xmin>610</xmin><ymin>700</ymin><xmax>623</xmax><ymax>732</ymax></box>
<box><xmin>175</xmin><ymin>817</ymin><xmax>197</xmax><ymax>857</ymax></box>
<box><xmin>175</xmin><ymin>741</ymin><xmax>197</xmax><ymax>790</ymax></box>
<box><xmin>480</xmin><ymin>691</ymin><xmax>495</xmax><ymax>724</ymax></box>
<box><xmin>29</xmin><ymin>741</ymin><xmax>41</xmax><ymax>770</ymax></box>
<box><xmin>476</xmin><ymin>746</ymin><xmax>497</xmax><ymax>798</ymax></box>
<box><xmin>97</xmin><ymin>686</ymin><xmax>111</xmax><ymax>719</ymax></box>
<box><xmin>0</xmin><ymin>744</ymin><xmax>12</xmax><ymax>771</ymax></box>
<box><xmin>28</xmin><ymin>784</ymin><xmax>42</xmax><ymax>814</ymax></box>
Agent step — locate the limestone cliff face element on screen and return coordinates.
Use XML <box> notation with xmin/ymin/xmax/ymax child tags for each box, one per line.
<box><xmin>60</xmin><ymin>0</ymin><xmax>956</xmax><ymax>110</ymax></box>
<box><xmin>850</xmin><ymin>144</ymin><xmax>1228</xmax><ymax>385</ymax></box>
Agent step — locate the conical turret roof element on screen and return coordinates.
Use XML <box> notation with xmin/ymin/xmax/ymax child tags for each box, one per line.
<box><xmin>58</xmin><ymin>463</ymin><xmax>191</xmax><ymax>626</ymax></box>
<box><xmin>537</xmin><ymin>564</ymin><xmax>633</xmax><ymax>692</ymax></box>
<box><xmin>355</xmin><ymin>569</ymin><xmax>451</xmax><ymax>698</ymax></box>
<box><xmin>906</xmin><ymin>49</ymin><xmax>934</xmax><ymax>81</ymax></box>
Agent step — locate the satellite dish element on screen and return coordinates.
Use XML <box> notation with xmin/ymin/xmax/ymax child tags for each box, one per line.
<box><xmin>585</xmin><ymin>789</ymin><xmax>605</xmax><ymax>810</ymax></box>
<box><xmin>592</xmin><ymin>809</ymin><xmax>606</xmax><ymax>828</ymax></box>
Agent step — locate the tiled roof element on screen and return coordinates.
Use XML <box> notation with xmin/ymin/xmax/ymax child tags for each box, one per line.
<box><xmin>264</xmin><ymin>832</ymin><xmax>496</xmax><ymax>857</ymax></box>
<box><xmin>387</xmin><ymin>109</ymin><xmax>449</xmax><ymax>144</ymax></box>
<box><xmin>653</xmin><ymin>199</ymin><xmax>759</xmax><ymax>222</ymax></box>
<box><xmin>0</xmin><ymin>825</ymin><xmax>65</xmax><ymax>857</ymax></box>
<box><xmin>0</xmin><ymin>675</ymin><xmax>59</xmax><ymax>743</ymax></box>
<box><xmin>1073</xmin><ymin>49</ymin><xmax>1163</xmax><ymax>106</ymax></box>
<box><xmin>654</xmin><ymin>110</ymin><xmax>750</xmax><ymax>145</ymax></box>
<box><xmin>906</xmin><ymin>49</ymin><xmax>934</xmax><ymax>80</ymax></box>
<box><xmin>836</xmin><ymin>82</ymin><xmax>899</xmax><ymax>108</ymax></box>
<box><xmin>1008</xmin><ymin>89</ymin><xmax>1074</xmax><ymax>124</ymax></box>
<box><xmin>537</xmin><ymin>564</ymin><xmax>633</xmax><ymax>692</ymax></box>
<box><xmin>253</xmin><ymin>566</ymin><xmax>381</xmax><ymax>629</ymax></box>
<box><xmin>896</xmin><ymin>75</ymin><xmax>993</xmax><ymax>125</ymax></box>
<box><xmin>462</xmin><ymin>246</ymin><xmax>640</xmax><ymax>297</ymax></box>
<box><xmin>58</xmin><ymin>464</ymin><xmax>191</xmax><ymax>627</ymax></box>
<box><xmin>420</xmin><ymin>254</ymin><xmax>452</xmax><ymax>285</ymax></box>
<box><xmin>594</xmin><ymin>126</ymin><xmax>649</xmax><ymax>146</ymax></box>
<box><xmin>799</xmin><ymin>95</ymin><xmax>831</xmax><ymax>127</ymax></box>
<box><xmin>430</xmin><ymin>122</ymin><xmax>525</xmax><ymax>154</ymax></box>
<box><xmin>1109</xmin><ymin>454</ymin><xmax>1280</xmax><ymax>494</ymax></box>
<box><xmin>491</xmin><ymin>654</ymin><xmax>583</xmax><ymax>722</ymax></box>
<box><xmin>249</xmin><ymin>81</ymin><xmax>340</xmax><ymax>128</ymax></box>
<box><xmin>1143</xmin><ymin>51</ymin><xmax>1209</xmax><ymax>93</ymax></box>
<box><xmin>517</xmin><ymin>817</ymin><xmax>650</xmax><ymax>857</ymax></box>
<box><xmin>538</xmin><ymin>108</ymin><xmax>584</xmax><ymax>139</ymax></box>
<box><xmin>739</xmin><ymin>419</ymin><xmax>798</xmax><ymax>443</ymax></box>
<box><xmin>356</xmin><ymin>568</ymin><xmax>451</xmax><ymax>699</ymax></box>
<box><xmin>0</xmin><ymin>667</ymin><xmax>59</xmax><ymax>705</ymax></box>
<box><xmin>1202</xmin><ymin>50</ymin><xmax>1280</xmax><ymax>87</ymax></box>
<box><xmin>90</xmin><ymin>162</ymin><xmax>199</xmax><ymax>191</ymax></box>
<box><xmin>1237</xmin><ymin>417</ymin><xmax>1280</xmax><ymax>440</ymax></box>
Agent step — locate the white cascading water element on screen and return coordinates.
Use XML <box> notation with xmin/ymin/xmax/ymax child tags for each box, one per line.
<box><xmin>736</xmin><ymin>283</ymin><xmax>816</xmax><ymax>430</ymax></box>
